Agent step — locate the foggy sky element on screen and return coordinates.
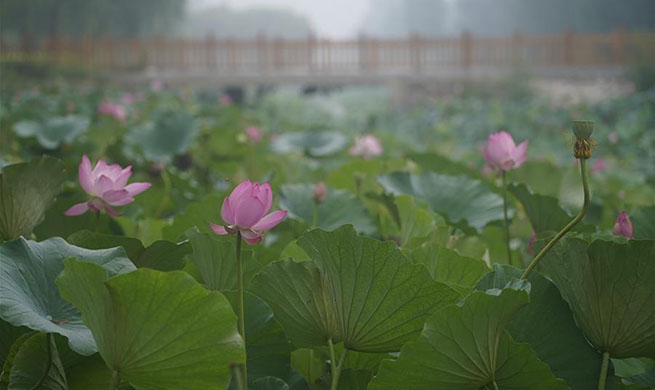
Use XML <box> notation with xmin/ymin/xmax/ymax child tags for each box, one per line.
<box><xmin>188</xmin><ymin>0</ymin><xmax>371</xmax><ymax>39</ymax></box>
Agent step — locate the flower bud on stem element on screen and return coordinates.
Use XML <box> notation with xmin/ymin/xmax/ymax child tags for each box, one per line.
<box><xmin>521</xmin><ymin>121</ymin><xmax>593</xmax><ymax>280</ymax></box>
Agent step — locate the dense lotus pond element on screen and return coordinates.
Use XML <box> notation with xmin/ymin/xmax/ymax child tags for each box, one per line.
<box><xmin>0</xmin><ymin>82</ymin><xmax>653</xmax><ymax>390</ymax></box>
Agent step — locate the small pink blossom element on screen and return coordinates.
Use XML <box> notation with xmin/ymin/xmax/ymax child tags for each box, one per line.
<box><xmin>245</xmin><ymin>126</ymin><xmax>262</xmax><ymax>143</ymax></box>
<box><xmin>312</xmin><ymin>182</ymin><xmax>327</xmax><ymax>204</ymax></box>
<box><xmin>591</xmin><ymin>159</ymin><xmax>608</xmax><ymax>174</ymax></box>
<box><xmin>612</xmin><ymin>211</ymin><xmax>634</xmax><ymax>238</ymax></box>
<box><xmin>349</xmin><ymin>134</ymin><xmax>383</xmax><ymax>159</ymax></box>
<box><xmin>121</xmin><ymin>93</ymin><xmax>135</xmax><ymax>105</ymax></box>
<box><xmin>65</xmin><ymin>155</ymin><xmax>151</xmax><ymax>217</ymax></box>
<box><xmin>220</xmin><ymin>94</ymin><xmax>233</xmax><ymax>106</ymax></box>
<box><xmin>482</xmin><ymin>131</ymin><xmax>528</xmax><ymax>172</ymax></box>
<box><xmin>150</xmin><ymin>79</ymin><xmax>163</xmax><ymax>92</ymax></box>
<box><xmin>98</xmin><ymin>101</ymin><xmax>127</xmax><ymax>122</ymax></box>
<box><xmin>527</xmin><ymin>231</ymin><xmax>536</xmax><ymax>256</ymax></box>
<box><xmin>210</xmin><ymin>180</ymin><xmax>287</xmax><ymax>245</ymax></box>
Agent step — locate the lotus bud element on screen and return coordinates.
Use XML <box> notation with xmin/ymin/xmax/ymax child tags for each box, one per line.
<box><xmin>612</xmin><ymin>210</ymin><xmax>634</xmax><ymax>238</ymax></box>
<box><xmin>312</xmin><ymin>182</ymin><xmax>327</xmax><ymax>204</ymax></box>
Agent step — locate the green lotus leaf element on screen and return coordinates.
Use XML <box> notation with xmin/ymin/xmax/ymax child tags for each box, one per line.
<box><xmin>13</xmin><ymin>115</ymin><xmax>89</xmax><ymax>149</ymax></box>
<box><xmin>0</xmin><ymin>156</ymin><xmax>65</xmax><ymax>241</ymax></box>
<box><xmin>0</xmin><ymin>237</ymin><xmax>135</xmax><ymax>355</ymax></box>
<box><xmin>253</xmin><ymin>376</ymin><xmax>290</xmax><ymax>390</ymax></box>
<box><xmin>67</xmin><ymin>230</ymin><xmax>189</xmax><ymax>271</ymax></box>
<box><xmin>271</xmin><ymin>131</ymin><xmax>347</xmax><ymax>157</ymax></box>
<box><xmin>369</xmin><ymin>284</ymin><xmax>569</xmax><ymax>390</ymax></box>
<box><xmin>508</xmin><ymin>183</ymin><xmax>593</xmax><ymax>233</ymax></box>
<box><xmin>541</xmin><ymin>238</ymin><xmax>655</xmax><ymax>358</ymax></box>
<box><xmin>476</xmin><ymin>264</ymin><xmax>602</xmax><ymax>390</ymax></box>
<box><xmin>251</xmin><ymin>226</ymin><xmax>460</xmax><ymax>352</ymax></box>
<box><xmin>632</xmin><ymin>206</ymin><xmax>655</xmax><ymax>240</ymax></box>
<box><xmin>404</xmin><ymin>241</ymin><xmax>490</xmax><ymax>295</ymax></box>
<box><xmin>378</xmin><ymin>171</ymin><xmax>508</xmax><ymax>233</ymax></box>
<box><xmin>0</xmin><ymin>320</ymin><xmax>28</xmax><ymax>366</ymax></box>
<box><xmin>612</xmin><ymin>358</ymin><xmax>655</xmax><ymax>388</ymax></box>
<box><xmin>162</xmin><ymin>193</ymin><xmax>224</xmax><ymax>242</ymax></box>
<box><xmin>279</xmin><ymin>184</ymin><xmax>375</xmax><ymax>235</ymax></box>
<box><xmin>3</xmin><ymin>333</ymin><xmax>67</xmax><ymax>390</ymax></box>
<box><xmin>56</xmin><ymin>259</ymin><xmax>245</xmax><ymax>390</ymax></box>
<box><xmin>395</xmin><ymin>195</ymin><xmax>436</xmax><ymax>245</ymax></box>
<box><xmin>124</xmin><ymin>108</ymin><xmax>199</xmax><ymax>161</ymax></box>
<box><xmin>189</xmin><ymin>230</ymin><xmax>261</xmax><ymax>290</ymax></box>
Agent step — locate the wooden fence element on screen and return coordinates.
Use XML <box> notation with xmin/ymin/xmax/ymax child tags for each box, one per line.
<box><xmin>1</xmin><ymin>30</ymin><xmax>653</xmax><ymax>74</ymax></box>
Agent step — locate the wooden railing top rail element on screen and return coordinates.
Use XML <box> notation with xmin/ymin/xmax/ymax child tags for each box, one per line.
<box><xmin>1</xmin><ymin>30</ymin><xmax>653</xmax><ymax>74</ymax></box>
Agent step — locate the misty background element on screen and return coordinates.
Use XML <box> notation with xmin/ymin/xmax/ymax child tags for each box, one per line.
<box><xmin>1</xmin><ymin>0</ymin><xmax>653</xmax><ymax>41</ymax></box>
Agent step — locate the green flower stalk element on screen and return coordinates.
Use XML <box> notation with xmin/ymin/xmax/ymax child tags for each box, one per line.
<box><xmin>520</xmin><ymin>121</ymin><xmax>594</xmax><ymax>280</ymax></box>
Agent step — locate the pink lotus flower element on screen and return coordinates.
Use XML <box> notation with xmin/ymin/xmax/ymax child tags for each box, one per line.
<box><xmin>612</xmin><ymin>210</ymin><xmax>634</xmax><ymax>238</ymax></box>
<box><xmin>482</xmin><ymin>131</ymin><xmax>528</xmax><ymax>171</ymax></box>
<box><xmin>312</xmin><ymin>182</ymin><xmax>327</xmax><ymax>204</ymax></box>
<box><xmin>210</xmin><ymin>180</ymin><xmax>287</xmax><ymax>245</ymax></box>
<box><xmin>98</xmin><ymin>101</ymin><xmax>127</xmax><ymax>122</ymax></box>
<box><xmin>349</xmin><ymin>134</ymin><xmax>383</xmax><ymax>159</ymax></box>
<box><xmin>65</xmin><ymin>155</ymin><xmax>151</xmax><ymax>217</ymax></box>
<box><xmin>245</xmin><ymin>126</ymin><xmax>262</xmax><ymax>143</ymax></box>
<box><xmin>591</xmin><ymin>159</ymin><xmax>608</xmax><ymax>174</ymax></box>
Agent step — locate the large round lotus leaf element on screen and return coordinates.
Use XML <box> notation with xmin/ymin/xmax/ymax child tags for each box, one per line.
<box><xmin>476</xmin><ymin>264</ymin><xmax>602</xmax><ymax>390</ymax></box>
<box><xmin>56</xmin><ymin>259</ymin><xmax>245</xmax><ymax>390</ymax></box>
<box><xmin>541</xmin><ymin>238</ymin><xmax>655</xmax><ymax>358</ymax></box>
<box><xmin>369</xmin><ymin>284</ymin><xmax>568</xmax><ymax>390</ymax></box>
<box><xmin>508</xmin><ymin>183</ymin><xmax>593</xmax><ymax>233</ymax></box>
<box><xmin>5</xmin><ymin>332</ymin><xmax>67</xmax><ymax>390</ymax></box>
<box><xmin>271</xmin><ymin>131</ymin><xmax>347</xmax><ymax>157</ymax></box>
<box><xmin>378</xmin><ymin>171</ymin><xmax>509</xmax><ymax>233</ymax></box>
<box><xmin>0</xmin><ymin>237</ymin><xmax>135</xmax><ymax>356</ymax></box>
<box><xmin>0</xmin><ymin>156</ymin><xmax>65</xmax><ymax>241</ymax></box>
<box><xmin>279</xmin><ymin>184</ymin><xmax>376</xmax><ymax>235</ymax></box>
<box><xmin>124</xmin><ymin>108</ymin><xmax>198</xmax><ymax>161</ymax></box>
<box><xmin>13</xmin><ymin>115</ymin><xmax>89</xmax><ymax>149</ymax></box>
<box><xmin>251</xmin><ymin>226</ymin><xmax>460</xmax><ymax>352</ymax></box>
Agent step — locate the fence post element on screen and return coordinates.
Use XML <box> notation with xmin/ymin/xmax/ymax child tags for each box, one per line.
<box><xmin>273</xmin><ymin>38</ymin><xmax>283</xmax><ymax>71</ymax></box>
<box><xmin>358</xmin><ymin>33</ymin><xmax>368</xmax><ymax>72</ymax></box>
<box><xmin>461</xmin><ymin>30</ymin><xmax>472</xmax><ymax>69</ymax></box>
<box><xmin>563</xmin><ymin>29</ymin><xmax>573</xmax><ymax>66</ymax></box>
<box><xmin>306</xmin><ymin>33</ymin><xmax>315</xmax><ymax>74</ymax></box>
<box><xmin>512</xmin><ymin>30</ymin><xmax>523</xmax><ymax>66</ymax></box>
<box><xmin>612</xmin><ymin>27</ymin><xmax>626</xmax><ymax>65</ymax></box>
<box><xmin>257</xmin><ymin>32</ymin><xmax>268</xmax><ymax>73</ymax></box>
<box><xmin>410</xmin><ymin>32</ymin><xmax>422</xmax><ymax>73</ymax></box>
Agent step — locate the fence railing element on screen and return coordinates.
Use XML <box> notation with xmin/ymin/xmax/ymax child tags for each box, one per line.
<box><xmin>1</xmin><ymin>30</ymin><xmax>653</xmax><ymax>74</ymax></box>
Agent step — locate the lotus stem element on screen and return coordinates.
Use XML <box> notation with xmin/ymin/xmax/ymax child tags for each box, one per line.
<box><xmin>230</xmin><ymin>363</ymin><xmax>244</xmax><ymax>390</ymax></box>
<box><xmin>598</xmin><ymin>351</ymin><xmax>610</xmax><ymax>390</ymax></box>
<box><xmin>235</xmin><ymin>231</ymin><xmax>247</xmax><ymax>385</ymax></box>
<box><xmin>521</xmin><ymin>158</ymin><xmax>589</xmax><ymax>279</ymax></box>
<box><xmin>154</xmin><ymin>168</ymin><xmax>171</xmax><ymax>218</ymax></box>
<box><xmin>501</xmin><ymin>171</ymin><xmax>513</xmax><ymax>266</ymax></box>
<box><xmin>312</xmin><ymin>203</ymin><xmax>319</xmax><ymax>228</ymax></box>
<box><xmin>492</xmin><ymin>381</ymin><xmax>500</xmax><ymax>390</ymax></box>
<box><xmin>109</xmin><ymin>370</ymin><xmax>121</xmax><ymax>390</ymax></box>
<box><xmin>30</xmin><ymin>333</ymin><xmax>53</xmax><ymax>390</ymax></box>
<box><xmin>328</xmin><ymin>338</ymin><xmax>348</xmax><ymax>390</ymax></box>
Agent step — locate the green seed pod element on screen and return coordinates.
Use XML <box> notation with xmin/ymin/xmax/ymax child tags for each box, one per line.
<box><xmin>572</xmin><ymin>120</ymin><xmax>594</xmax><ymax>140</ymax></box>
